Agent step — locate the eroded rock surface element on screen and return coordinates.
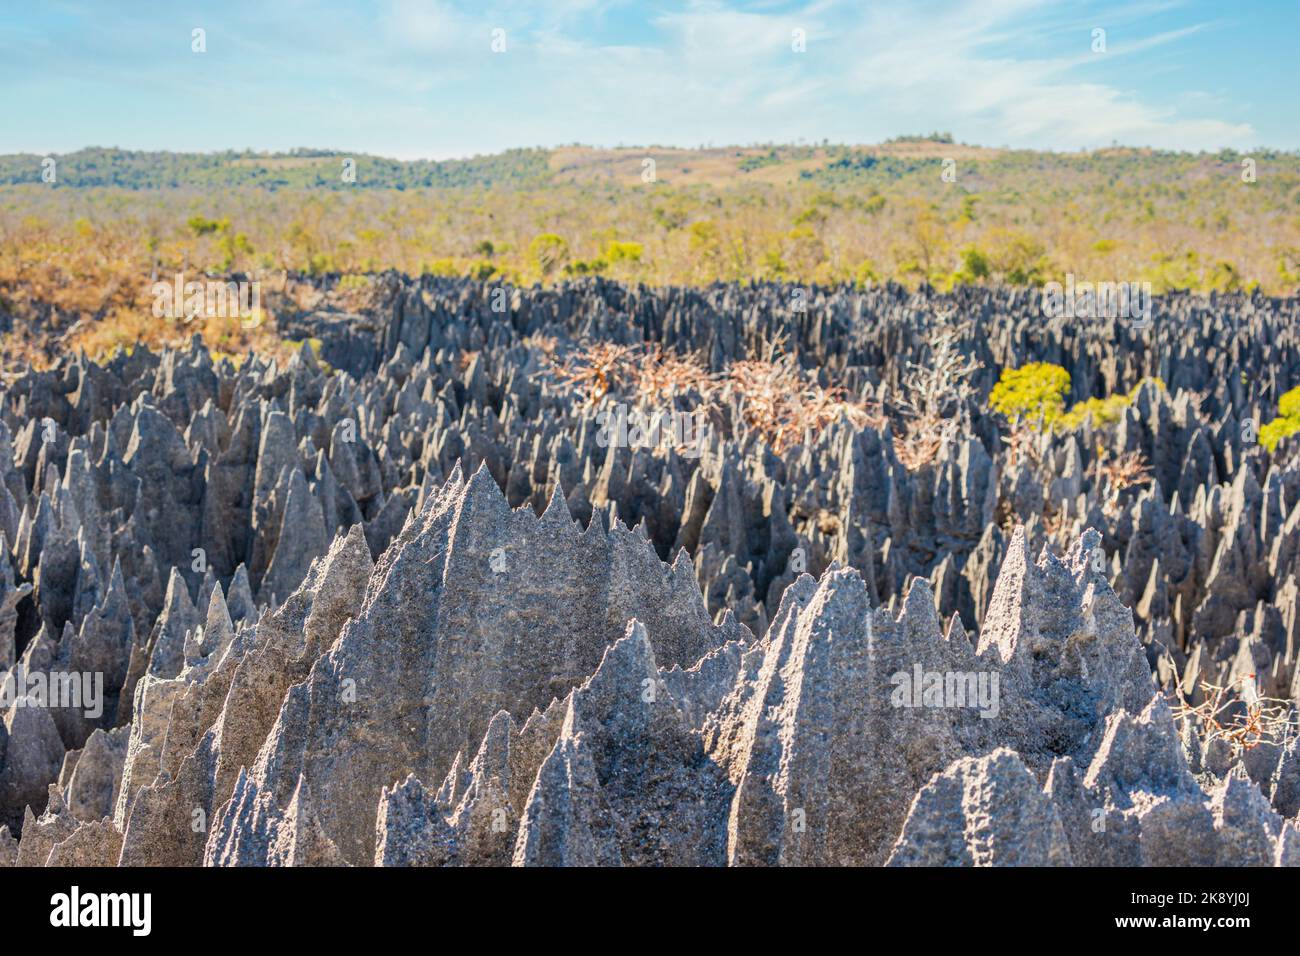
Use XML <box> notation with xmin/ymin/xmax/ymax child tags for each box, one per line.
<box><xmin>1</xmin><ymin>278</ymin><xmax>1297</xmax><ymax>865</ymax></box>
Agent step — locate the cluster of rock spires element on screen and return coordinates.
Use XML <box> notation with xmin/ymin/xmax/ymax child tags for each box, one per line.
<box><xmin>1</xmin><ymin>275</ymin><xmax>1297</xmax><ymax>866</ymax></box>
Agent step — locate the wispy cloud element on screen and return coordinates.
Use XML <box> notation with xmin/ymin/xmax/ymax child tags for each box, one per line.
<box><xmin>836</xmin><ymin>1</ymin><xmax>1252</xmax><ymax>150</ymax></box>
<box><xmin>0</xmin><ymin>0</ymin><xmax>1284</xmax><ymax>155</ymax></box>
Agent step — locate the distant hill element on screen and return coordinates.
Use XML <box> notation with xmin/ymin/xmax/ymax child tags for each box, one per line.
<box><xmin>5</xmin><ymin>141</ymin><xmax>1296</xmax><ymax>191</ymax></box>
<box><xmin>0</xmin><ymin>146</ymin><xmax>553</xmax><ymax>190</ymax></box>
<box><xmin>3</xmin><ymin>140</ymin><xmax>1298</xmax><ymax>335</ymax></box>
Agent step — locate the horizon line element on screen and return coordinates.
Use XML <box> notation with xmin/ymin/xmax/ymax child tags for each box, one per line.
<box><xmin>3</xmin><ymin>141</ymin><xmax>1298</xmax><ymax>164</ymax></box>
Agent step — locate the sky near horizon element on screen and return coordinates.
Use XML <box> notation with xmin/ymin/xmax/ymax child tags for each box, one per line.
<box><xmin>2</xmin><ymin>0</ymin><xmax>1296</xmax><ymax>159</ymax></box>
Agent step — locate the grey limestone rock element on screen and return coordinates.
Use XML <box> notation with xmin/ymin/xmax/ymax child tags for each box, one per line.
<box><xmin>3</xmin><ymin>278</ymin><xmax>1299</xmax><ymax>866</ymax></box>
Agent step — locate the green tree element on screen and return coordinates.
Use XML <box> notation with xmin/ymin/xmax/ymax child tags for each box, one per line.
<box><xmin>1261</xmin><ymin>385</ymin><xmax>1300</xmax><ymax>451</ymax></box>
<box><xmin>989</xmin><ymin>363</ymin><xmax>1071</xmax><ymax>427</ymax></box>
<box><xmin>528</xmin><ymin>233</ymin><xmax>569</xmax><ymax>278</ymax></box>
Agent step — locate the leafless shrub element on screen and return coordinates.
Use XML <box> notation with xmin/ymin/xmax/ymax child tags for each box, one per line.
<box><xmin>544</xmin><ymin>341</ymin><xmax>641</xmax><ymax>404</ymax></box>
<box><xmin>725</xmin><ymin>333</ymin><xmax>880</xmax><ymax>453</ymax></box>
<box><xmin>635</xmin><ymin>344</ymin><xmax>714</xmax><ymax>402</ymax></box>
<box><xmin>893</xmin><ymin>325</ymin><xmax>980</xmax><ymax>469</ymax></box>
<box><xmin>1172</xmin><ymin>676</ymin><xmax>1298</xmax><ymax>751</ymax></box>
<box><xmin>1095</xmin><ymin>449</ymin><xmax>1153</xmax><ymax>516</ymax></box>
<box><xmin>992</xmin><ymin>425</ymin><xmax>1048</xmax><ymax>522</ymax></box>
<box><xmin>541</xmin><ymin>333</ymin><xmax>878</xmax><ymax>453</ymax></box>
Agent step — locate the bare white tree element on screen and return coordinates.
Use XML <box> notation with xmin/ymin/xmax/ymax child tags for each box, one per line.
<box><xmin>893</xmin><ymin>323</ymin><xmax>980</xmax><ymax>468</ymax></box>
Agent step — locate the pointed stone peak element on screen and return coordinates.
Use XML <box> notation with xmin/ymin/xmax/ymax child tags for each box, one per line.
<box><xmin>162</xmin><ymin>565</ymin><xmax>196</xmax><ymax>617</ymax></box>
<box><xmin>205</xmin><ymin>581</ymin><xmax>233</xmax><ymax>642</ymax></box>
<box><xmin>769</xmin><ymin>572</ymin><xmax>819</xmax><ymax>629</ymax></box>
<box><xmin>1065</xmin><ymin>527</ymin><xmax>1106</xmax><ymax>581</ymax></box>
<box><xmin>580</xmin><ymin>620</ymin><xmax>660</xmax><ymax>699</ymax></box>
<box><xmin>887</xmin><ymin>748</ymin><xmax>1071</xmax><ymax>867</ymax></box>
<box><xmin>899</xmin><ymin>576</ymin><xmax>943</xmax><ymax>636</ymax></box>
<box><xmin>539</xmin><ymin>482</ymin><xmax>575</xmax><ymax>531</ymax></box>
<box><xmin>197</xmin><ymin>565</ymin><xmax>218</xmax><ymax>619</ymax></box>
<box><xmin>226</xmin><ymin>565</ymin><xmax>256</xmax><ymax>624</ymax></box>
<box><xmin>106</xmin><ymin>555</ymin><xmax>127</xmax><ymax>603</ymax></box>
<box><xmin>1083</xmin><ymin>692</ymin><xmax>1199</xmax><ymax>796</ymax></box>
<box><xmin>945</xmin><ymin>612</ymin><xmax>969</xmax><ymax>646</ymax></box>
<box><xmin>978</xmin><ymin>526</ymin><xmax>1065</xmax><ymax>660</ymax></box>
<box><xmin>811</xmin><ymin>563</ymin><xmax>870</xmax><ymax>608</ymax></box>
<box><xmin>519</xmin><ymin>697</ymin><xmax>565</xmax><ymax>739</ymax></box>
<box><xmin>460</xmin><ymin>710</ymin><xmax>516</xmax><ymax>808</ymax></box>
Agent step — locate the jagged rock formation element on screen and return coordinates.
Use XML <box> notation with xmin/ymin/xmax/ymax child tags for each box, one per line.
<box><xmin>1</xmin><ymin>276</ymin><xmax>1298</xmax><ymax>865</ymax></box>
<box><xmin>887</xmin><ymin>750</ymin><xmax>1073</xmax><ymax>866</ymax></box>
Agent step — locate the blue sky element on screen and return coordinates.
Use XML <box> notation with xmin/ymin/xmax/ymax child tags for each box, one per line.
<box><xmin>2</xmin><ymin>0</ymin><xmax>1296</xmax><ymax>158</ymax></box>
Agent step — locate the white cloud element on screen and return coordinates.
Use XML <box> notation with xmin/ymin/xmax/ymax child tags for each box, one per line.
<box><xmin>379</xmin><ymin>0</ymin><xmax>483</xmax><ymax>54</ymax></box>
<box><xmin>2</xmin><ymin>0</ymin><xmax>1260</xmax><ymax>156</ymax></box>
<box><xmin>834</xmin><ymin>1</ymin><xmax>1254</xmax><ymax>150</ymax></box>
<box><xmin>434</xmin><ymin>0</ymin><xmax>1256</xmax><ymax>152</ymax></box>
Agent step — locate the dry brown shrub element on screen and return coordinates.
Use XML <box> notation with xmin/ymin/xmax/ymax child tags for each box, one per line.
<box><xmin>63</xmin><ymin>306</ymin><xmax>286</xmax><ymax>367</ymax></box>
<box><xmin>545</xmin><ymin>341</ymin><xmax>641</xmax><ymax>403</ymax></box>
<box><xmin>1040</xmin><ymin>505</ymin><xmax>1070</xmax><ymax>541</ymax></box>
<box><xmin>523</xmin><ymin>333</ymin><xmax>559</xmax><ymax>359</ymax></box>
<box><xmin>1172</xmin><ymin>676</ymin><xmax>1298</xmax><ymax>751</ymax></box>
<box><xmin>892</xmin><ymin>326</ymin><xmax>979</xmax><ymax>470</ymax></box>
<box><xmin>635</xmin><ymin>344</ymin><xmax>713</xmax><ymax>402</ymax></box>
<box><xmin>723</xmin><ymin>337</ymin><xmax>878</xmax><ymax>453</ymax></box>
<box><xmin>1000</xmin><ymin>420</ymin><xmax>1045</xmax><ymax>470</ymax></box>
<box><xmin>541</xmin><ymin>334</ymin><xmax>877</xmax><ymax>453</ymax></box>
<box><xmin>1095</xmin><ymin>449</ymin><xmax>1154</xmax><ymax>515</ymax></box>
<box><xmin>0</xmin><ymin>218</ymin><xmax>290</xmax><ymax>369</ymax></box>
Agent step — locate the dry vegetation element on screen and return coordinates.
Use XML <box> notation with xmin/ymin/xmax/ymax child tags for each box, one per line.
<box><xmin>892</xmin><ymin>326</ymin><xmax>980</xmax><ymax>469</ymax></box>
<box><xmin>1172</xmin><ymin>676</ymin><xmax>1298</xmax><ymax>752</ymax></box>
<box><xmin>723</xmin><ymin>337</ymin><xmax>879</xmax><ymax>453</ymax></box>
<box><xmin>1095</xmin><ymin>450</ymin><xmax>1155</xmax><ymax>516</ymax></box>
<box><xmin>0</xmin><ymin>215</ymin><xmax>290</xmax><ymax>368</ymax></box>
<box><xmin>3</xmin><ymin>142</ymin><xmax>1299</xmax><ymax>372</ymax></box>
<box><xmin>541</xmin><ymin>335</ymin><xmax>878</xmax><ymax>453</ymax></box>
